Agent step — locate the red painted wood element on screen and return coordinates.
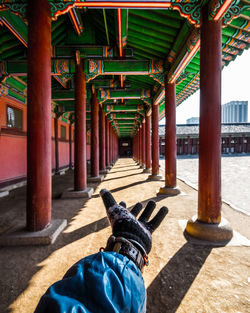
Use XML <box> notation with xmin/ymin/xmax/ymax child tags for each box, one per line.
<box><xmin>91</xmin><ymin>91</ymin><xmax>99</xmax><ymax>177</ymax></box>
<box><xmin>26</xmin><ymin>0</ymin><xmax>51</xmax><ymax>231</ymax></box>
<box><xmin>111</xmin><ymin>127</ymin><xmax>114</xmax><ymax>162</ymax></box>
<box><xmin>137</xmin><ymin>131</ymin><xmax>140</xmax><ymax>162</ymax></box>
<box><xmin>74</xmin><ymin>60</ymin><xmax>87</xmax><ymax>190</ymax></box>
<box><xmin>54</xmin><ymin>117</ymin><xmax>59</xmax><ymax>174</ymax></box>
<box><xmin>69</xmin><ymin>122</ymin><xmax>73</xmax><ymax>169</ymax></box>
<box><xmin>145</xmin><ymin>115</ymin><xmax>151</xmax><ymax>169</ymax></box>
<box><xmin>112</xmin><ymin>131</ymin><xmax>114</xmax><ymax>162</ymax></box>
<box><xmin>133</xmin><ymin>133</ymin><xmax>137</xmax><ymax>160</ymax></box>
<box><xmin>109</xmin><ymin>123</ymin><xmax>112</xmax><ymax>163</ymax></box>
<box><xmin>151</xmin><ymin>103</ymin><xmax>160</xmax><ymax>175</ymax></box>
<box><xmin>99</xmin><ymin>108</ymin><xmax>106</xmax><ymax>170</ymax></box>
<box><xmin>165</xmin><ymin>81</ymin><xmax>177</xmax><ymax>187</ymax></box>
<box><xmin>142</xmin><ymin>121</ymin><xmax>146</xmax><ymax>166</ymax></box>
<box><xmin>106</xmin><ymin>117</ymin><xmax>110</xmax><ymax>166</ymax></box>
<box><xmin>0</xmin><ymin>133</ymin><xmax>27</xmax><ymax>183</ymax></box>
<box><xmin>139</xmin><ymin>127</ymin><xmax>142</xmax><ymax>164</ymax></box>
<box><xmin>198</xmin><ymin>6</ymin><xmax>222</xmax><ymax>223</ymax></box>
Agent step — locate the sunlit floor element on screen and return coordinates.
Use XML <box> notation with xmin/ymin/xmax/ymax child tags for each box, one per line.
<box><xmin>160</xmin><ymin>154</ymin><xmax>250</xmax><ymax>215</ymax></box>
<box><xmin>0</xmin><ymin>158</ymin><xmax>249</xmax><ymax>313</ymax></box>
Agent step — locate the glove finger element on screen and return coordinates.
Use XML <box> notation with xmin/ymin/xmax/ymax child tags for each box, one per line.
<box><xmin>130</xmin><ymin>202</ymin><xmax>143</xmax><ymax>217</ymax></box>
<box><xmin>147</xmin><ymin>206</ymin><xmax>168</xmax><ymax>233</ymax></box>
<box><xmin>138</xmin><ymin>200</ymin><xmax>156</xmax><ymax>223</ymax></box>
<box><xmin>119</xmin><ymin>201</ymin><xmax>126</xmax><ymax>208</ymax></box>
<box><xmin>100</xmin><ymin>189</ymin><xmax>116</xmax><ymax>210</ymax></box>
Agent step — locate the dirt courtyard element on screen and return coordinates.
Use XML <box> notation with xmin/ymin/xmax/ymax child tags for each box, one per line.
<box><xmin>0</xmin><ymin>158</ymin><xmax>249</xmax><ymax>313</ymax></box>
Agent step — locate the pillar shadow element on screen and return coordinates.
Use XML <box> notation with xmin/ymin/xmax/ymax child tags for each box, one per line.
<box><xmin>0</xmin><ymin>164</ymin><xmax>164</xmax><ymax>313</ymax></box>
<box><xmin>59</xmin><ymin>217</ymin><xmax>109</xmax><ymax>246</ymax></box>
<box><xmin>104</xmin><ymin>172</ymin><xmax>143</xmax><ymax>182</ymax></box>
<box><xmin>1</xmin><ymin>215</ymin><xmax>110</xmax><ymax>313</ymax></box>
<box><xmin>112</xmin><ymin>164</ymin><xmax>138</xmax><ymax>169</ymax></box>
<box><xmin>110</xmin><ymin>168</ymin><xmax>140</xmax><ymax>174</ymax></box>
<box><xmin>147</xmin><ymin>243</ymin><xmax>212</xmax><ymax>313</ymax></box>
<box><xmin>110</xmin><ymin>179</ymin><xmax>151</xmax><ymax>193</ymax></box>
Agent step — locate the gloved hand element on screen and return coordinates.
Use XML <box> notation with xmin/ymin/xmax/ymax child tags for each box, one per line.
<box><xmin>100</xmin><ymin>189</ymin><xmax>168</xmax><ymax>270</ymax></box>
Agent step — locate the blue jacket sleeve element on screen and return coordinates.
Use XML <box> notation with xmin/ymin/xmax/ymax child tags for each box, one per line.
<box><xmin>34</xmin><ymin>251</ymin><xmax>146</xmax><ymax>313</ymax></box>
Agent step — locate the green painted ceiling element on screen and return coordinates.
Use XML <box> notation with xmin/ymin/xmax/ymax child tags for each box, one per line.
<box><xmin>0</xmin><ymin>1</ymin><xmax>249</xmax><ymax>137</ymax></box>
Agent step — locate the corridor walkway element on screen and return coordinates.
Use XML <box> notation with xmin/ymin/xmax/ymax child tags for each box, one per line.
<box><xmin>0</xmin><ymin>158</ymin><xmax>249</xmax><ymax>313</ymax></box>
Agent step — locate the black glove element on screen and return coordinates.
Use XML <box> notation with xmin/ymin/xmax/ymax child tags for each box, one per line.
<box><xmin>100</xmin><ymin>189</ymin><xmax>168</xmax><ymax>269</ymax></box>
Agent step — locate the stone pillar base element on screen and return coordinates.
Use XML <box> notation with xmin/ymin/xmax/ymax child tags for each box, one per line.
<box><xmin>0</xmin><ymin>219</ymin><xmax>67</xmax><ymax>246</ymax></box>
<box><xmin>0</xmin><ymin>190</ymin><xmax>9</xmax><ymax>198</ymax></box>
<box><xmin>143</xmin><ymin>168</ymin><xmax>151</xmax><ymax>173</ymax></box>
<box><xmin>55</xmin><ymin>170</ymin><xmax>66</xmax><ymax>176</ymax></box>
<box><xmin>100</xmin><ymin>169</ymin><xmax>109</xmax><ymax>175</ymax></box>
<box><xmin>185</xmin><ymin>216</ymin><xmax>233</xmax><ymax>243</ymax></box>
<box><xmin>61</xmin><ymin>187</ymin><xmax>93</xmax><ymax>199</ymax></box>
<box><xmin>88</xmin><ymin>175</ymin><xmax>104</xmax><ymax>183</ymax></box>
<box><xmin>157</xmin><ymin>186</ymin><xmax>181</xmax><ymax>196</ymax></box>
<box><xmin>147</xmin><ymin>174</ymin><xmax>163</xmax><ymax>181</ymax></box>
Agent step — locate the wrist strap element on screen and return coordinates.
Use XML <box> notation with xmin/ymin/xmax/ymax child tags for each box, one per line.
<box><xmin>102</xmin><ymin>235</ymin><xmax>149</xmax><ymax>272</ymax></box>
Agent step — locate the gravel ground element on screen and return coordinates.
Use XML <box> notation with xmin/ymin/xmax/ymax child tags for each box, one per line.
<box><xmin>160</xmin><ymin>154</ymin><xmax>250</xmax><ymax>215</ymax></box>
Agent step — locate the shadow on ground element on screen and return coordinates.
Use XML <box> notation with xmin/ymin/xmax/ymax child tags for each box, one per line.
<box><xmin>147</xmin><ymin>243</ymin><xmax>212</xmax><ymax>313</ymax></box>
<box><xmin>103</xmin><ymin>171</ymin><xmax>143</xmax><ymax>182</ymax></box>
<box><xmin>0</xmin><ymin>163</ymin><xmax>210</xmax><ymax>313</ymax></box>
<box><xmin>0</xmin><ymin>170</ymin><xmax>109</xmax><ymax>313</ymax></box>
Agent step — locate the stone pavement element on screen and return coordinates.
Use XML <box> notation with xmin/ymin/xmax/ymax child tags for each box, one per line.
<box><xmin>0</xmin><ymin>158</ymin><xmax>249</xmax><ymax>313</ymax></box>
<box><xmin>160</xmin><ymin>154</ymin><xmax>250</xmax><ymax>215</ymax></box>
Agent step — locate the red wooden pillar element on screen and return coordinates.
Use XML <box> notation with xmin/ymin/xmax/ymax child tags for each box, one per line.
<box><xmin>54</xmin><ymin>116</ymin><xmax>59</xmax><ymax>174</ymax></box>
<box><xmin>186</xmin><ymin>5</ymin><xmax>232</xmax><ymax>242</ymax></box>
<box><xmin>99</xmin><ymin>108</ymin><xmax>106</xmax><ymax>171</ymax></box>
<box><xmin>112</xmin><ymin>130</ymin><xmax>114</xmax><ymax>162</ymax></box>
<box><xmin>27</xmin><ymin>0</ymin><xmax>51</xmax><ymax>231</ymax></box>
<box><xmin>159</xmin><ymin>81</ymin><xmax>180</xmax><ymax>195</ymax></box>
<box><xmin>69</xmin><ymin>122</ymin><xmax>73</xmax><ymax>169</ymax></box>
<box><xmin>106</xmin><ymin>118</ymin><xmax>110</xmax><ymax>167</ymax></box>
<box><xmin>115</xmin><ymin>132</ymin><xmax>117</xmax><ymax>160</ymax></box>
<box><xmin>111</xmin><ymin>124</ymin><xmax>113</xmax><ymax>165</ymax></box>
<box><xmin>74</xmin><ymin>60</ymin><xmax>87</xmax><ymax>191</ymax></box>
<box><xmin>148</xmin><ymin>102</ymin><xmax>162</xmax><ymax>180</ymax></box>
<box><xmin>144</xmin><ymin>114</ymin><xmax>151</xmax><ymax>172</ymax></box>
<box><xmin>114</xmin><ymin>130</ymin><xmax>116</xmax><ymax>161</ymax></box>
<box><xmin>114</xmin><ymin>133</ymin><xmax>115</xmax><ymax>160</ymax></box>
<box><xmin>111</xmin><ymin>128</ymin><xmax>113</xmax><ymax>163</ymax></box>
<box><xmin>137</xmin><ymin>131</ymin><xmax>140</xmax><ymax>163</ymax></box>
<box><xmin>141</xmin><ymin>120</ymin><xmax>146</xmax><ymax>168</ymax></box>
<box><xmin>91</xmin><ymin>90</ymin><xmax>100</xmax><ymax>177</ymax></box>
<box><xmin>115</xmin><ymin>133</ymin><xmax>117</xmax><ymax>160</ymax></box>
<box><xmin>140</xmin><ymin>126</ymin><xmax>143</xmax><ymax>165</ymax></box>
<box><xmin>135</xmin><ymin>131</ymin><xmax>138</xmax><ymax>162</ymax></box>
<box><xmin>199</xmin><ymin>9</ymin><xmax>221</xmax><ymax>223</ymax></box>
<box><xmin>109</xmin><ymin>123</ymin><xmax>112</xmax><ymax>165</ymax></box>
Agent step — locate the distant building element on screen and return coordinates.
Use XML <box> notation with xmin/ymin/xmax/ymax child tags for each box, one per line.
<box><xmin>159</xmin><ymin>123</ymin><xmax>250</xmax><ymax>155</ymax></box>
<box><xmin>186</xmin><ymin>117</ymin><xmax>199</xmax><ymax>124</ymax></box>
<box><xmin>222</xmin><ymin>101</ymin><xmax>248</xmax><ymax>123</ymax></box>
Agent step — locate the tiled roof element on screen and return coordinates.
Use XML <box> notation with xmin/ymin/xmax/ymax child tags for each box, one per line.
<box><xmin>159</xmin><ymin>123</ymin><xmax>250</xmax><ymax>136</ymax></box>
